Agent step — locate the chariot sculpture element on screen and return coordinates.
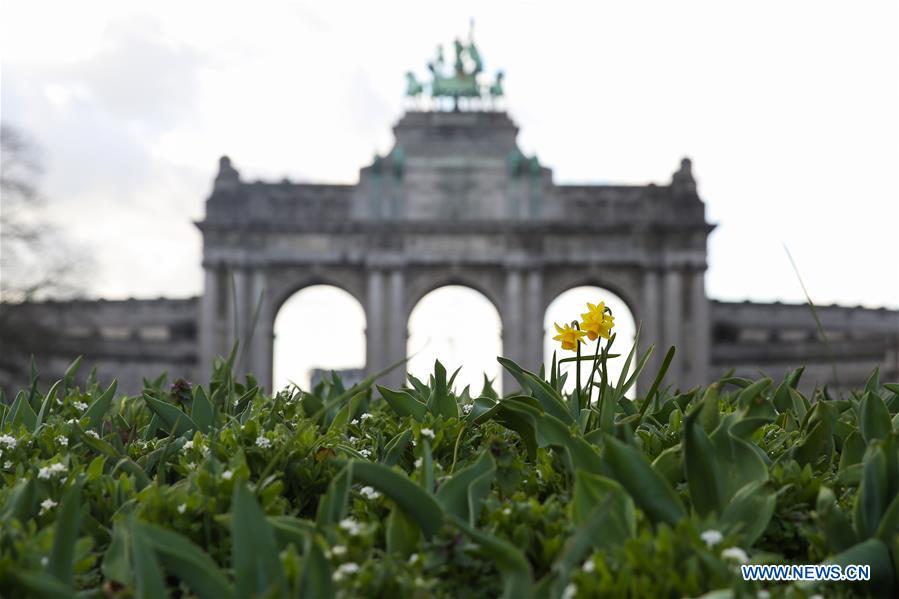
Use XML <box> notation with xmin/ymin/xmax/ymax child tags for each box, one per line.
<box><xmin>405</xmin><ymin>22</ymin><xmax>504</xmax><ymax>110</ymax></box>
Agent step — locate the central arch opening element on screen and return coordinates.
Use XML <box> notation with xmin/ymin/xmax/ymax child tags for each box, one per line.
<box><xmin>273</xmin><ymin>285</ymin><xmax>366</xmax><ymax>391</ymax></box>
<box><xmin>543</xmin><ymin>285</ymin><xmax>637</xmax><ymax>395</ymax></box>
<box><xmin>407</xmin><ymin>285</ymin><xmax>503</xmax><ymax>395</ymax></box>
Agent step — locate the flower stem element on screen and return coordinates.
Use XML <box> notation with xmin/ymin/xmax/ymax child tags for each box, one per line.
<box><xmin>574</xmin><ymin>321</ymin><xmax>582</xmax><ymax>412</ymax></box>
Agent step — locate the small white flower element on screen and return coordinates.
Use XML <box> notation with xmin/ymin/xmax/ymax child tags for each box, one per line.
<box><xmin>414</xmin><ymin>457</ymin><xmax>423</xmax><ymax>468</ymax></box>
<box><xmin>583</xmin><ymin>559</ymin><xmax>595</xmax><ymax>572</ymax></box>
<box><xmin>38</xmin><ymin>462</ymin><xmax>67</xmax><ymax>479</ymax></box>
<box><xmin>420</xmin><ymin>428</ymin><xmax>435</xmax><ymax>439</ymax></box>
<box><xmin>700</xmin><ymin>529</ymin><xmax>724</xmax><ymax>547</ymax></box>
<box><xmin>0</xmin><ymin>434</ymin><xmax>16</xmax><ymax>448</ymax></box>
<box><xmin>41</xmin><ymin>556</ymin><xmax>49</xmax><ymax>566</ymax></box>
<box><xmin>502</xmin><ymin>507</ymin><xmax>511</xmax><ymax>515</ymax></box>
<box><xmin>339</xmin><ymin>518</ymin><xmax>362</xmax><ymax>535</ymax></box>
<box><xmin>67</xmin><ymin>419</ymin><xmax>78</xmax><ymax>424</ymax></box>
<box><xmin>85</xmin><ymin>430</ymin><xmax>100</xmax><ymax>439</ymax></box>
<box><xmin>350</xmin><ymin>418</ymin><xmax>359</xmax><ymax>426</ymax></box>
<box><xmin>183</xmin><ymin>440</ymin><xmax>194</xmax><ymax>451</ymax></box>
<box><xmin>462</xmin><ymin>403</ymin><xmax>473</xmax><ymax>415</ymax></box>
<box><xmin>177</xmin><ymin>504</ymin><xmax>187</xmax><ymax>514</ymax></box>
<box><xmin>222</xmin><ymin>470</ymin><xmax>233</xmax><ymax>481</ymax></box>
<box><xmin>39</xmin><ymin>498</ymin><xmax>57</xmax><ymax>514</ymax></box>
<box><xmin>256</xmin><ymin>436</ymin><xmax>271</xmax><ymax>449</ymax></box>
<box><xmin>359</xmin><ymin>448</ymin><xmax>371</xmax><ymax>458</ymax></box>
<box><xmin>348</xmin><ymin>435</ymin><xmax>359</xmax><ymax>443</ymax></box>
<box><xmin>56</xmin><ymin>435</ymin><xmax>68</xmax><ymax>447</ymax></box>
<box><xmin>359</xmin><ymin>486</ymin><xmax>380</xmax><ymax>500</ymax></box>
<box><xmin>3</xmin><ymin>461</ymin><xmax>11</xmax><ymax>469</ymax></box>
<box><xmin>332</xmin><ymin>562</ymin><xmax>360</xmax><ymax>582</ymax></box>
<box><xmin>74</xmin><ymin>401</ymin><xmax>88</xmax><ymax>412</ymax></box>
<box><xmin>561</xmin><ymin>583</ymin><xmax>577</xmax><ymax>599</ymax></box>
<box><xmin>721</xmin><ymin>547</ymin><xmax>749</xmax><ymax>563</ymax></box>
<box><xmin>408</xmin><ymin>553</ymin><xmax>419</xmax><ymax>564</ymax></box>
<box><xmin>360</xmin><ymin>413</ymin><xmax>373</xmax><ymax>421</ymax></box>
<box><xmin>331</xmin><ymin>545</ymin><xmax>347</xmax><ymax>556</ymax></box>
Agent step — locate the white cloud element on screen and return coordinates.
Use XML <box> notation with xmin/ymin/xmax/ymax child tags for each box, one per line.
<box><xmin>1</xmin><ymin>0</ymin><xmax>895</xmax><ymax>318</ymax></box>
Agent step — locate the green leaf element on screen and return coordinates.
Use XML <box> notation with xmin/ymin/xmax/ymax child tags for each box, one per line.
<box><xmin>132</xmin><ymin>520</ymin><xmax>235</xmax><ymax>599</ymax></box>
<box><xmin>386</xmin><ymin>504</ymin><xmax>420</xmax><ymax>557</ymax></box>
<box><xmin>859</xmin><ymin>391</ymin><xmax>891</xmax><ymax>444</ymax></box>
<box><xmin>1</xmin><ymin>479</ymin><xmax>35</xmax><ymax>523</ymax></box>
<box><xmin>130</xmin><ymin>517</ymin><xmax>167</xmax><ymax>599</ymax></box>
<box><xmin>84</xmin><ymin>380</ymin><xmax>117</xmax><ymax>432</ymax></box>
<box><xmin>35</xmin><ymin>380</ymin><xmax>61</xmax><ymax>431</ymax></box>
<box><xmin>191</xmin><ymin>385</ymin><xmax>214</xmax><ymax>434</ymax></box>
<box><xmin>316</xmin><ymin>463</ymin><xmax>353</xmax><ymax>529</ymax></box>
<box><xmin>14</xmin><ymin>571</ymin><xmax>76</xmax><ymax>598</ymax></box>
<box><xmin>498</xmin><ymin>357</ymin><xmax>572</xmax><ymax>424</ymax></box>
<box><xmin>710</xmin><ymin>415</ymin><xmax>770</xmax><ymax>499</ymax></box>
<box><xmin>571</xmin><ymin>470</ymin><xmax>635</xmax><ymax>546</ymax></box>
<box><xmin>435</xmin><ymin>451</ymin><xmax>495</xmax><ymax>525</ymax></box>
<box><xmin>735</xmin><ymin>377</ymin><xmax>772</xmax><ymax>408</ymax></box>
<box><xmin>299</xmin><ymin>536</ymin><xmax>334</xmax><ymax>599</ymax></box>
<box><xmin>9</xmin><ymin>391</ymin><xmax>37</xmax><ymax>430</ymax></box>
<box><xmin>816</xmin><ymin>486</ymin><xmax>859</xmax><ymax>552</ymax></box>
<box><xmin>427</xmin><ymin>360</ymin><xmax>458</xmax><ymax>419</ymax></box>
<box><xmin>602</xmin><ymin>434</ymin><xmax>686</xmax><ymax>526</ymax></box>
<box><xmin>48</xmin><ymin>477</ymin><xmax>84</xmax><ymax>587</ymax></box>
<box><xmin>143</xmin><ymin>392</ymin><xmax>198</xmax><ymax>437</ymax></box>
<box><xmin>651</xmin><ymin>444</ymin><xmax>684</xmax><ymax>487</ymax></box>
<box><xmin>349</xmin><ymin>460</ymin><xmax>444</xmax><ymax>538</ymax></box>
<box><xmin>855</xmin><ymin>443</ymin><xmax>888</xmax><ymax>539</ymax></box>
<box><xmin>719</xmin><ymin>480</ymin><xmax>776</xmax><ymax>545</ymax></box>
<box><xmin>683</xmin><ymin>403</ymin><xmax>724</xmax><ymax>516</ymax></box>
<box><xmin>102</xmin><ymin>522</ymin><xmax>131</xmax><ymax>585</ymax></box>
<box><xmin>231</xmin><ymin>483</ymin><xmax>286</xmax><ymax>598</ymax></box>
<box><xmin>447</xmin><ymin>514</ymin><xmax>533</xmax><ymax>599</ymax></box>
<box><xmin>539</xmin><ymin>494</ymin><xmax>620</xmax><ymax>597</ymax></box>
<box><xmin>485</xmin><ymin>396</ymin><xmax>540</xmax><ymax>459</ymax></box>
<box><xmin>377</xmin><ymin>386</ymin><xmax>428</xmax><ymax>421</ymax></box>
<box><xmin>826</xmin><ymin>538</ymin><xmax>896</xmax><ymax>598</ymax></box>
<box><xmin>382</xmin><ymin>428</ymin><xmax>413</xmax><ymax>467</ymax></box>
<box><xmin>62</xmin><ymin>356</ymin><xmax>82</xmax><ymax>390</ymax></box>
<box><xmin>865</xmin><ymin>367</ymin><xmax>881</xmax><ymax>395</ymax></box>
<box><xmin>839</xmin><ymin>431</ymin><xmax>867</xmax><ymax>471</ymax></box>
<box><xmin>698</xmin><ymin>383</ymin><xmax>720</xmax><ymax>433</ymax></box>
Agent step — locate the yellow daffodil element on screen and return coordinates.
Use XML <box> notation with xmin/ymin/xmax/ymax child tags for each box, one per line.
<box><xmin>553</xmin><ymin>322</ymin><xmax>586</xmax><ymax>351</ymax></box>
<box><xmin>579</xmin><ymin>301</ymin><xmax>615</xmax><ymax>341</ymax></box>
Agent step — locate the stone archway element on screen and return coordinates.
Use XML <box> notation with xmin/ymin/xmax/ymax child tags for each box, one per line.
<box><xmin>197</xmin><ymin>109</ymin><xmax>713</xmax><ymax>394</ymax></box>
<box><xmin>272</xmin><ymin>284</ymin><xmax>366</xmax><ymax>390</ymax></box>
<box><xmin>407</xmin><ymin>284</ymin><xmax>503</xmax><ymax>395</ymax></box>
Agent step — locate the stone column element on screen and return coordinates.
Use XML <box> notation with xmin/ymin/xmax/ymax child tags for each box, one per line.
<box><xmin>523</xmin><ymin>269</ymin><xmax>544</xmax><ymax>375</ymax></box>
<box><xmin>248</xmin><ymin>269</ymin><xmax>273</xmax><ymax>391</ymax></box>
<box><xmin>687</xmin><ymin>268</ymin><xmax>710</xmax><ymax>388</ymax></box>
<box><xmin>228</xmin><ymin>267</ymin><xmax>250</xmax><ymax>374</ymax></box>
<box><xmin>199</xmin><ymin>265</ymin><xmax>222</xmax><ymax>378</ymax></box>
<box><xmin>384</xmin><ymin>268</ymin><xmax>407</xmax><ymax>388</ymax></box>
<box><xmin>365</xmin><ymin>268</ymin><xmax>386</xmax><ymax>376</ymax></box>
<box><xmin>662</xmin><ymin>268</ymin><xmax>683</xmax><ymax>388</ymax></box>
<box><xmin>640</xmin><ymin>268</ymin><xmax>662</xmax><ymax>391</ymax></box>
<box><xmin>502</xmin><ymin>268</ymin><xmax>524</xmax><ymax>391</ymax></box>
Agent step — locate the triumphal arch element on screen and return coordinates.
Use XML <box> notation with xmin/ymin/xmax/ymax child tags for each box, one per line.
<box><xmin>196</xmin><ymin>35</ymin><xmax>713</xmax><ymax>391</ymax></box>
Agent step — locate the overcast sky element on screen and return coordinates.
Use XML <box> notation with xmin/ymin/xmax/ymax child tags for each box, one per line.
<box><xmin>3</xmin><ymin>1</ymin><xmax>897</xmax><ymax>387</ymax></box>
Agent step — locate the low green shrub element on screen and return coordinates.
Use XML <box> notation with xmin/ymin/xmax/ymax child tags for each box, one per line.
<box><xmin>1</xmin><ymin>337</ymin><xmax>897</xmax><ymax>597</ymax></box>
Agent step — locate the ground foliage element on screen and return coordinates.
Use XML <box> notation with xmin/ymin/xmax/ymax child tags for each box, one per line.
<box><xmin>1</xmin><ymin>342</ymin><xmax>898</xmax><ymax>598</ymax></box>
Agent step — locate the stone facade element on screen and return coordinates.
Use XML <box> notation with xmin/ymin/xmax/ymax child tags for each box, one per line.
<box><xmin>1</xmin><ymin>109</ymin><xmax>896</xmax><ymax>396</ymax></box>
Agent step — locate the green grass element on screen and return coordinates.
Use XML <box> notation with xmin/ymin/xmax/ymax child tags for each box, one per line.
<box><xmin>0</xmin><ymin>348</ymin><xmax>897</xmax><ymax>598</ymax></box>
